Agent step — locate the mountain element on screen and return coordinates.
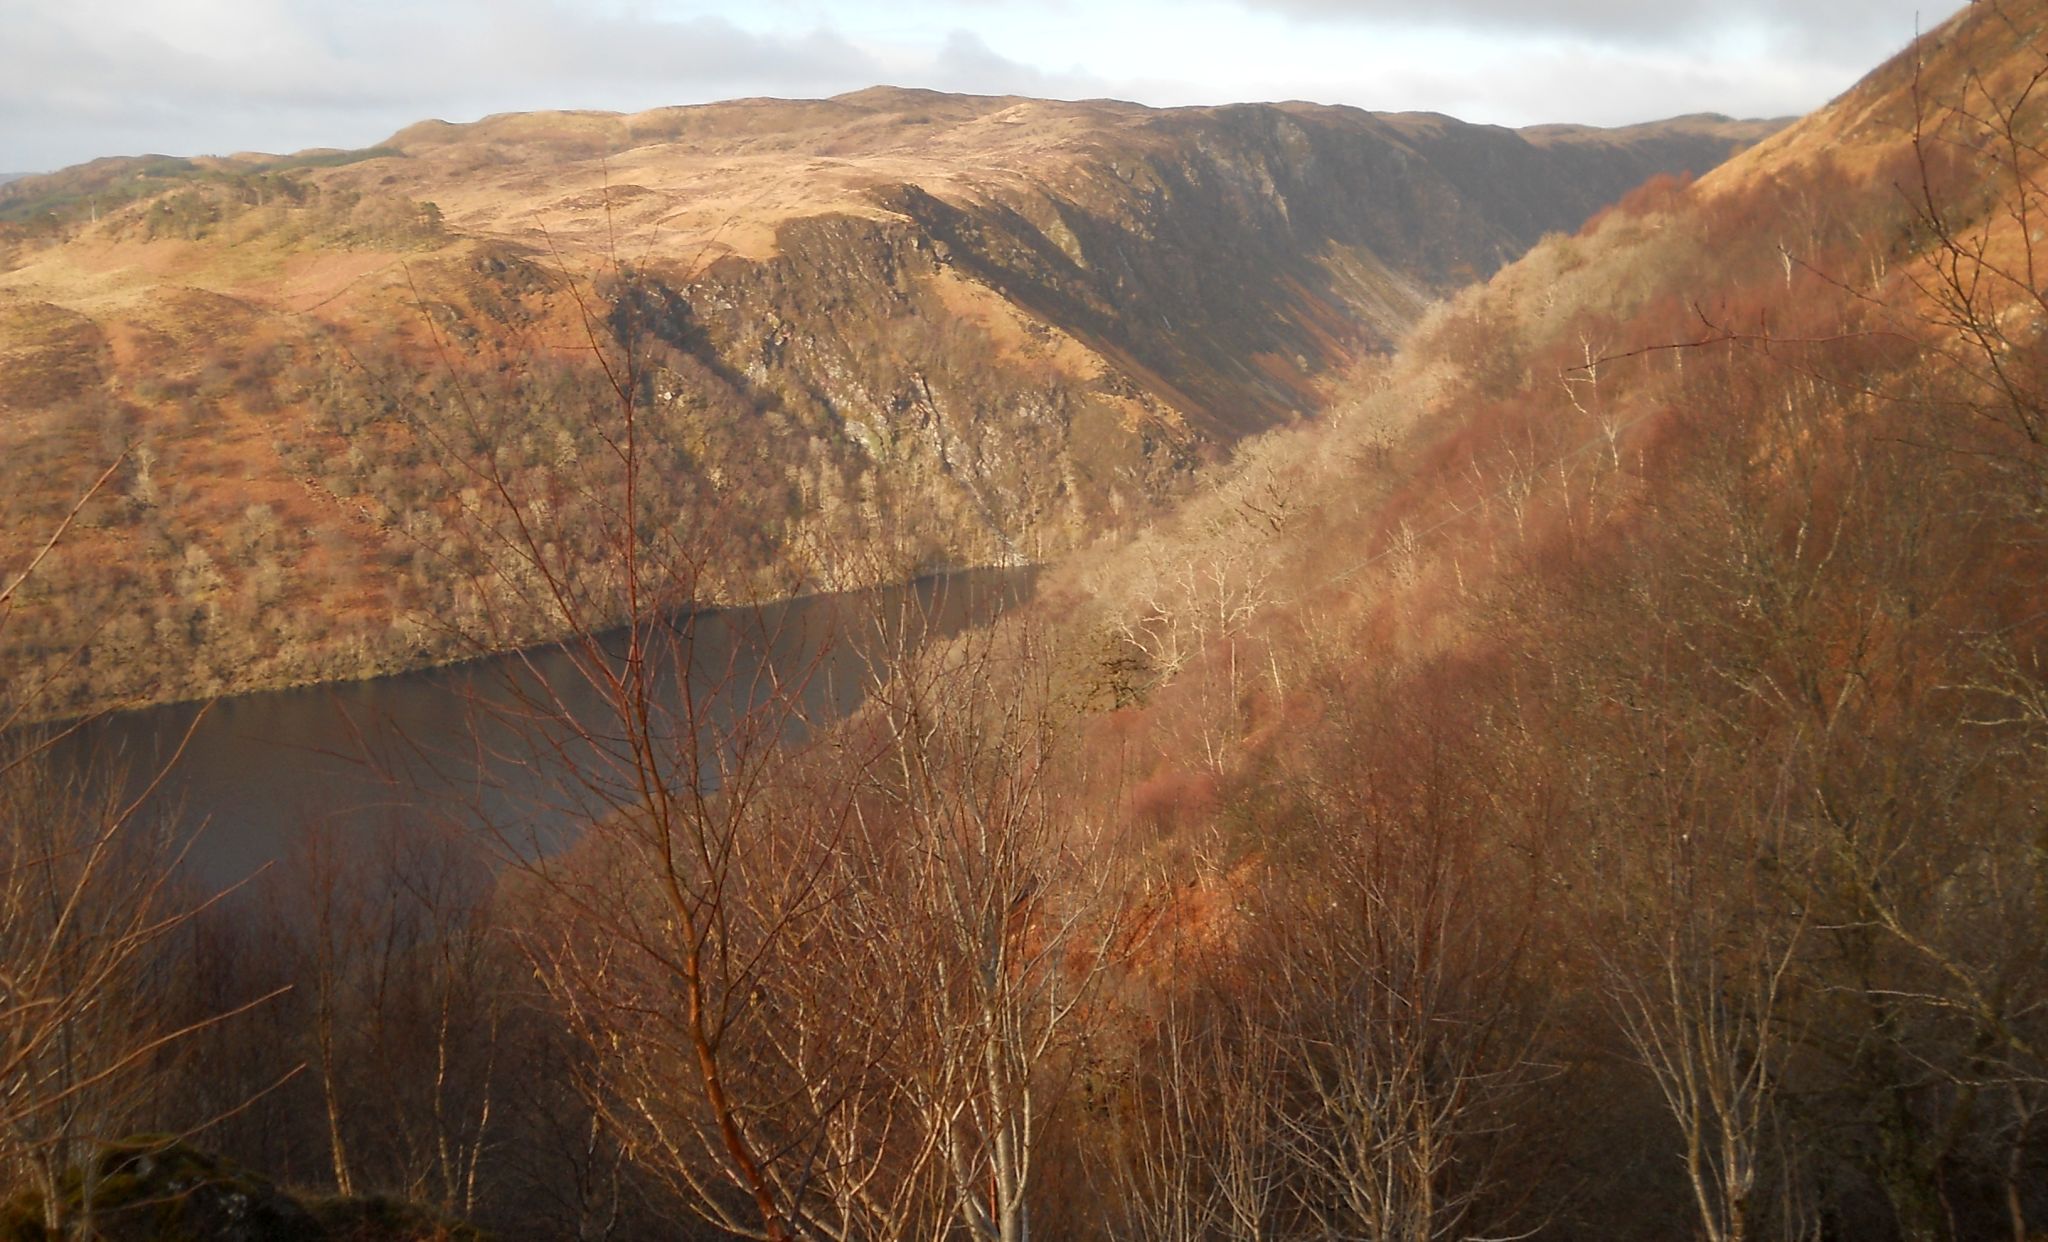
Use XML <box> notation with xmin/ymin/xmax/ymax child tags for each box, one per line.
<box><xmin>0</xmin><ymin>90</ymin><xmax>1773</xmax><ymax>717</ymax></box>
<box><xmin>14</xmin><ymin>4</ymin><xmax>2048</xmax><ymax>1236</ymax></box>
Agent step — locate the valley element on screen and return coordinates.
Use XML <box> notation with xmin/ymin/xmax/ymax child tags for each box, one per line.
<box><xmin>10</xmin><ymin>1</ymin><xmax>2048</xmax><ymax>1239</ymax></box>
<box><xmin>0</xmin><ymin>91</ymin><xmax>1772</xmax><ymax>718</ymax></box>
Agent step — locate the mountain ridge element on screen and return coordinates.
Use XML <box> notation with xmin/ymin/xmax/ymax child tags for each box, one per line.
<box><xmin>0</xmin><ymin>89</ymin><xmax>1776</xmax><ymax>717</ymax></box>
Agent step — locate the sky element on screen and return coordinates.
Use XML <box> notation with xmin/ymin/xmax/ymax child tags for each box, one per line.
<box><xmin>2</xmin><ymin>0</ymin><xmax>1970</xmax><ymax>173</ymax></box>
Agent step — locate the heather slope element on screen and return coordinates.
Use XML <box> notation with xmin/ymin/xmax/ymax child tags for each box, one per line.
<box><xmin>0</xmin><ymin>90</ymin><xmax>1769</xmax><ymax>716</ymax></box>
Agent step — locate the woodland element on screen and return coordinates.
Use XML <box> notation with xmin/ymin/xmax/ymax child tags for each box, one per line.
<box><xmin>5</xmin><ymin>2</ymin><xmax>2048</xmax><ymax>1241</ymax></box>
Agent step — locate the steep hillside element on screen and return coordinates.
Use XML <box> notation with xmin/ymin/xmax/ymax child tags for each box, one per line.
<box><xmin>0</xmin><ymin>90</ymin><xmax>1771</xmax><ymax>716</ymax></box>
<box><xmin>1040</xmin><ymin>2</ymin><xmax>2048</xmax><ymax>1237</ymax></box>
<box><xmin>21</xmin><ymin>6</ymin><xmax>2048</xmax><ymax>1237</ymax></box>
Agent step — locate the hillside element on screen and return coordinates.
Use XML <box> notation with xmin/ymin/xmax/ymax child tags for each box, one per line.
<box><xmin>1030</xmin><ymin>1</ymin><xmax>2048</xmax><ymax>1236</ymax></box>
<box><xmin>0</xmin><ymin>91</ymin><xmax>1773</xmax><ymax>717</ymax></box>
<box><xmin>16</xmin><ymin>2</ymin><xmax>2048</xmax><ymax>1238</ymax></box>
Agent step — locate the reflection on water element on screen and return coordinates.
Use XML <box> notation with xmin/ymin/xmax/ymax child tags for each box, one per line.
<box><xmin>52</xmin><ymin>569</ymin><xmax>1034</xmax><ymax>886</ymax></box>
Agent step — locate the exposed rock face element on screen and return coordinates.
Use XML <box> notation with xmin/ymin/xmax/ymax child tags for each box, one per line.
<box><xmin>0</xmin><ymin>90</ymin><xmax>1777</xmax><ymax>714</ymax></box>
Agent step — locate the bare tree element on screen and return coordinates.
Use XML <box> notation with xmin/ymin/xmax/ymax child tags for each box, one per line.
<box><xmin>0</xmin><ymin>735</ymin><xmax>279</xmax><ymax>1233</ymax></box>
<box><xmin>1898</xmin><ymin>1</ymin><xmax>2048</xmax><ymax>510</ymax></box>
<box><xmin>0</xmin><ymin>464</ymin><xmax>282</xmax><ymax>1234</ymax></box>
<box><xmin>1605</xmin><ymin>813</ymin><xmax>1809</xmax><ymax>1242</ymax></box>
<box><xmin>1266</xmin><ymin>835</ymin><xmax>1543</xmax><ymax>1242</ymax></box>
<box><xmin>398</xmin><ymin>249</ymin><xmax>926</xmax><ymax>1240</ymax></box>
<box><xmin>274</xmin><ymin>816</ymin><xmax>511</xmax><ymax>1214</ymax></box>
<box><xmin>1110</xmin><ymin>945</ymin><xmax>1290</xmax><ymax>1242</ymax></box>
<box><xmin>849</xmin><ymin>621</ymin><xmax>1122</xmax><ymax>1242</ymax></box>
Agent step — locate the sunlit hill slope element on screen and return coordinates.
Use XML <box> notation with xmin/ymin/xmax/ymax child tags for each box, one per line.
<box><xmin>1035</xmin><ymin>1</ymin><xmax>2048</xmax><ymax>1234</ymax></box>
<box><xmin>0</xmin><ymin>91</ymin><xmax>1771</xmax><ymax>716</ymax></box>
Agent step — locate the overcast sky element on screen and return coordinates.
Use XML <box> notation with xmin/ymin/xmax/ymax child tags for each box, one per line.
<box><xmin>2</xmin><ymin>0</ymin><xmax>1969</xmax><ymax>173</ymax></box>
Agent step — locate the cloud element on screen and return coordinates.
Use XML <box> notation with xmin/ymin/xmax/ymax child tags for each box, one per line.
<box><xmin>0</xmin><ymin>0</ymin><xmax>893</xmax><ymax>170</ymax></box>
<box><xmin>1327</xmin><ymin>44</ymin><xmax>1840</xmax><ymax>127</ymax></box>
<box><xmin>1232</xmin><ymin>0</ymin><xmax>1961</xmax><ymax>59</ymax></box>
<box><xmin>0</xmin><ymin>0</ymin><xmax>1977</xmax><ymax>173</ymax></box>
<box><xmin>922</xmin><ymin>30</ymin><xmax>1116</xmax><ymax>99</ymax></box>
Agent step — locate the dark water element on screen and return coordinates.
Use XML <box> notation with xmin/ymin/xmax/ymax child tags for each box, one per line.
<box><xmin>49</xmin><ymin>568</ymin><xmax>1034</xmax><ymax>886</ymax></box>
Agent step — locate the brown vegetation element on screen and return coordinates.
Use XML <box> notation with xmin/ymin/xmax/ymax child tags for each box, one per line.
<box><xmin>18</xmin><ymin>2</ymin><xmax>2048</xmax><ymax>1239</ymax></box>
<box><xmin>0</xmin><ymin>91</ymin><xmax>1771</xmax><ymax>721</ymax></box>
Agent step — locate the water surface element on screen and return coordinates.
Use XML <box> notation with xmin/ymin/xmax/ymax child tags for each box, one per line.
<box><xmin>52</xmin><ymin>568</ymin><xmax>1033</xmax><ymax>885</ymax></box>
